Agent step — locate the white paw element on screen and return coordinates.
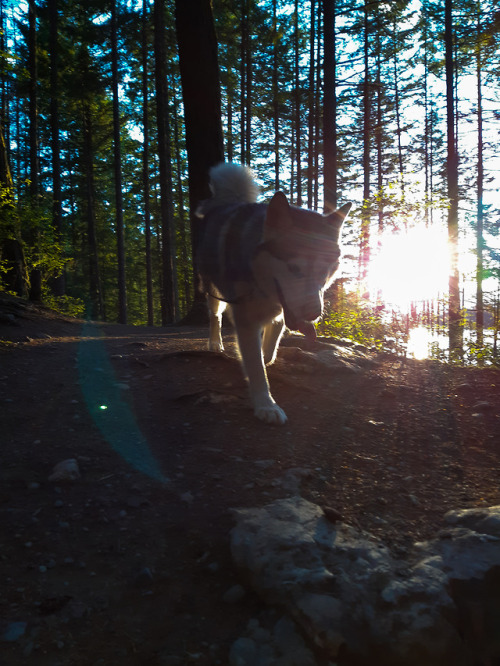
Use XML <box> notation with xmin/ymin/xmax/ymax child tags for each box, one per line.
<box><xmin>254</xmin><ymin>402</ymin><xmax>288</xmax><ymax>425</ymax></box>
<box><xmin>208</xmin><ymin>340</ymin><xmax>224</xmax><ymax>352</ymax></box>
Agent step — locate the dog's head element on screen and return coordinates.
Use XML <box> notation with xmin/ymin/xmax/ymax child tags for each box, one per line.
<box><xmin>253</xmin><ymin>192</ymin><xmax>351</xmax><ymax>339</ymax></box>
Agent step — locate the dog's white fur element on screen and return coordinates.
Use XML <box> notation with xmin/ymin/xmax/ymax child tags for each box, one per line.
<box><xmin>199</xmin><ymin>163</ymin><xmax>350</xmax><ymax>425</ymax></box>
<box><xmin>208</xmin><ymin>284</ymin><xmax>288</xmax><ymax>424</ymax></box>
<box><xmin>207</xmin><ymin>163</ymin><xmax>259</xmax><ymax>206</ymax></box>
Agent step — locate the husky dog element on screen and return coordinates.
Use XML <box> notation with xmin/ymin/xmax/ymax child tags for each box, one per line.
<box><xmin>196</xmin><ymin>163</ymin><xmax>351</xmax><ymax>425</ymax></box>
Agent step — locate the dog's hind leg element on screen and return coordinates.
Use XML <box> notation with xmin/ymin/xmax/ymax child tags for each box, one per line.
<box><xmin>262</xmin><ymin>316</ymin><xmax>285</xmax><ymax>365</ymax></box>
<box><xmin>207</xmin><ymin>294</ymin><xmax>227</xmax><ymax>352</ymax></box>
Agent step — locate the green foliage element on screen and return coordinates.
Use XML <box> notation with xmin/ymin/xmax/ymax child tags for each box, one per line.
<box><xmin>318</xmin><ymin>289</ymin><xmax>406</xmax><ymax>353</ymax></box>
<box><xmin>21</xmin><ymin>202</ymin><xmax>67</xmax><ymax>282</ymax></box>
<box><xmin>41</xmin><ymin>289</ymin><xmax>85</xmax><ymax>318</ymax></box>
<box><xmin>428</xmin><ymin>333</ymin><xmax>500</xmax><ymax>367</ymax></box>
<box><xmin>371</xmin><ymin>181</ymin><xmax>449</xmax><ymax>231</ymax></box>
<box><xmin>428</xmin><ymin>340</ymin><xmax>448</xmax><ymax>362</ymax></box>
<box><xmin>0</xmin><ymin>182</ymin><xmax>20</xmax><ymax>241</ymax></box>
<box><xmin>0</xmin><ymin>180</ymin><xmax>29</xmax><ymax>296</ymax></box>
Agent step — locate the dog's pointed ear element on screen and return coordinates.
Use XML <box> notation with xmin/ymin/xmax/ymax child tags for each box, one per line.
<box><xmin>325</xmin><ymin>202</ymin><xmax>352</xmax><ymax>227</ymax></box>
<box><xmin>264</xmin><ymin>192</ymin><xmax>292</xmax><ymax>238</ymax></box>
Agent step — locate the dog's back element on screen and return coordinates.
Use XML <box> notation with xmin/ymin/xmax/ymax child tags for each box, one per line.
<box><xmin>197</xmin><ymin>164</ymin><xmax>265</xmax><ymax>301</ymax></box>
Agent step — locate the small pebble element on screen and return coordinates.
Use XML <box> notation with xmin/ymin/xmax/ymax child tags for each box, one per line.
<box><xmin>1</xmin><ymin>621</ymin><xmax>27</xmax><ymax>642</ymax></box>
<box><xmin>322</xmin><ymin>506</ymin><xmax>343</xmax><ymax>524</ymax></box>
<box><xmin>223</xmin><ymin>584</ymin><xmax>246</xmax><ymax>603</ymax></box>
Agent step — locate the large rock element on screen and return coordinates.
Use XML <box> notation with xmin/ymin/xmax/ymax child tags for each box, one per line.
<box><xmin>230</xmin><ymin>498</ymin><xmax>500</xmax><ymax>665</ymax></box>
<box><xmin>229</xmin><ymin>616</ymin><xmax>317</xmax><ymax>666</ymax></box>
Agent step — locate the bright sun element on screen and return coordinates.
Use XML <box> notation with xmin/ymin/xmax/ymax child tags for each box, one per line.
<box><xmin>367</xmin><ymin>225</ymin><xmax>450</xmax><ymax>310</ymax></box>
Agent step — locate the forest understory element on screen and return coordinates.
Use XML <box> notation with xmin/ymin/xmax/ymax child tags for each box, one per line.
<box><xmin>1</xmin><ymin>293</ymin><xmax>500</xmax><ymax>665</ymax></box>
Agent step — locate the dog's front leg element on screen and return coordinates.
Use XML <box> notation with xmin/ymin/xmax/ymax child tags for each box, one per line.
<box><xmin>207</xmin><ymin>294</ymin><xmax>226</xmax><ymax>352</ymax></box>
<box><xmin>233</xmin><ymin>319</ymin><xmax>287</xmax><ymax>425</ymax></box>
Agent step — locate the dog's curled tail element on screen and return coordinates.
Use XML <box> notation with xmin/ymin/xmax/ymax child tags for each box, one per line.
<box><xmin>196</xmin><ymin>163</ymin><xmax>259</xmax><ymax>217</ymax></box>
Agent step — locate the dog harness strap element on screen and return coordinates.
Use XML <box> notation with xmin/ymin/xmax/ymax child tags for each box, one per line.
<box><xmin>207</xmin><ymin>289</ymin><xmax>247</xmax><ymax>305</ymax></box>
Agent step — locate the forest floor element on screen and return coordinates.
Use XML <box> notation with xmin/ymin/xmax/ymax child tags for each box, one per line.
<box><xmin>1</xmin><ymin>292</ymin><xmax>500</xmax><ymax>666</ymax></box>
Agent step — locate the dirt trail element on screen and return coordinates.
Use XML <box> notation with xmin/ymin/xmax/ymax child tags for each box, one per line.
<box><xmin>1</xmin><ymin>295</ymin><xmax>499</xmax><ymax>664</ymax></box>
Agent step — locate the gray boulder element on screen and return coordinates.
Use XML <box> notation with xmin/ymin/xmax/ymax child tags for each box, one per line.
<box><xmin>231</xmin><ymin>498</ymin><xmax>500</xmax><ymax>665</ymax></box>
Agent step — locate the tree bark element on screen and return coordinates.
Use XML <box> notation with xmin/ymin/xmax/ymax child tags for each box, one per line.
<box><xmin>154</xmin><ymin>0</ymin><xmax>176</xmax><ymax>325</ymax></box>
<box><xmin>393</xmin><ymin>17</ymin><xmax>404</xmax><ymax>201</ymax></box>
<box><xmin>142</xmin><ymin>0</ymin><xmax>154</xmax><ymax>326</ymax></box>
<box><xmin>111</xmin><ymin>0</ymin><xmax>127</xmax><ymax>324</ymax></box>
<box><xmin>376</xmin><ymin>13</ymin><xmax>382</xmax><ymax>239</ymax></box>
<box><xmin>476</xmin><ymin>2</ymin><xmax>484</xmax><ymax>351</ymax></box>
<box><xmin>272</xmin><ymin>0</ymin><xmax>280</xmax><ymax>191</ymax></box>
<box><xmin>360</xmin><ymin>4</ymin><xmax>371</xmax><ymax>285</ymax></box>
<box><xmin>445</xmin><ymin>0</ymin><xmax>462</xmax><ymax>358</ymax></box>
<box><xmin>294</xmin><ymin>0</ymin><xmax>302</xmax><ymax>205</ymax></box>
<box><xmin>422</xmin><ymin>0</ymin><xmax>431</xmax><ymax>226</ymax></box>
<box><xmin>172</xmin><ymin>86</ymin><xmax>192</xmax><ymax>317</ymax></box>
<box><xmin>48</xmin><ymin>0</ymin><xmax>64</xmax><ymax>296</ymax></box>
<box><xmin>28</xmin><ymin>0</ymin><xmax>41</xmax><ymax>301</ymax></box>
<box><xmin>28</xmin><ymin>0</ymin><xmax>38</xmax><ymax>200</ymax></box>
<box><xmin>0</xmin><ymin>4</ymin><xmax>7</xmax><ymax>146</ymax></box>
<box><xmin>322</xmin><ymin>0</ymin><xmax>337</xmax><ymax>212</ymax></box>
<box><xmin>307</xmin><ymin>0</ymin><xmax>316</xmax><ymax>209</ymax></box>
<box><xmin>82</xmin><ymin>103</ymin><xmax>104</xmax><ymax>320</ymax></box>
<box><xmin>239</xmin><ymin>0</ymin><xmax>250</xmax><ymax>165</ymax></box>
<box><xmin>175</xmin><ymin>0</ymin><xmax>224</xmax><ymax>324</ymax></box>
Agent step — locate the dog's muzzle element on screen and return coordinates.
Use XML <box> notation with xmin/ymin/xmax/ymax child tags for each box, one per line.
<box><xmin>274</xmin><ymin>279</ymin><xmax>317</xmax><ymax>341</ymax></box>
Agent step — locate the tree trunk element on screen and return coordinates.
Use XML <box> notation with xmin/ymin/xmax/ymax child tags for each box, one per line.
<box><xmin>82</xmin><ymin>103</ymin><xmax>104</xmax><ymax>320</ymax></box>
<box><xmin>154</xmin><ymin>0</ymin><xmax>176</xmax><ymax>325</ymax></box>
<box><xmin>240</xmin><ymin>0</ymin><xmax>249</xmax><ymax>165</ymax></box>
<box><xmin>227</xmin><ymin>86</ymin><xmax>233</xmax><ymax>162</ymax></box>
<box><xmin>28</xmin><ymin>0</ymin><xmax>41</xmax><ymax>301</ymax></box>
<box><xmin>48</xmin><ymin>0</ymin><xmax>64</xmax><ymax>296</ymax></box>
<box><xmin>376</xmin><ymin>15</ymin><xmax>383</xmax><ymax>239</ymax></box>
<box><xmin>174</xmin><ymin>0</ymin><xmax>224</xmax><ymax>324</ymax></box>
<box><xmin>422</xmin><ymin>0</ymin><xmax>431</xmax><ymax>226</ymax></box>
<box><xmin>142</xmin><ymin>0</ymin><xmax>154</xmax><ymax>326</ymax></box>
<box><xmin>172</xmin><ymin>85</ymin><xmax>192</xmax><ymax>316</ymax></box>
<box><xmin>272</xmin><ymin>0</ymin><xmax>280</xmax><ymax>191</ymax></box>
<box><xmin>111</xmin><ymin>0</ymin><xmax>127</xmax><ymax>324</ymax></box>
<box><xmin>245</xmin><ymin>9</ymin><xmax>251</xmax><ymax>166</ymax></box>
<box><xmin>360</xmin><ymin>4</ymin><xmax>371</xmax><ymax>285</ymax></box>
<box><xmin>0</xmin><ymin>4</ymin><xmax>7</xmax><ymax>145</ymax></box>
<box><xmin>393</xmin><ymin>17</ymin><xmax>404</xmax><ymax>201</ymax></box>
<box><xmin>294</xmin><ymin>0</ymin><xmax>302</xmax><ymax>205</ymax></box>
<box><xmin>314</xmin><ymin>26</ymin><xmax>321</xmax><ymax>209</ymax></box>
<box><xmin>476</xmin><ymin>1</ymin><xmax>484</xmax><ymax>352</ymax></box>
<box><xmin>28</xmin><ymin>0</ymin><xmax>38</xmax><ymax>200</ymax></box>
<box><xmin>307</xmin><ymin>0</ymin><xmax>316</xmax><ymax>208</ymax></box>
<box><xmin>445</xmin><ymin>0</ymin><xmax>462</xmax><ymax>358</ymax></box>
<box><xmin>322</xmin><ymin>0</ymin><xmax>337</xmax><ymax>212</ymax></box>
